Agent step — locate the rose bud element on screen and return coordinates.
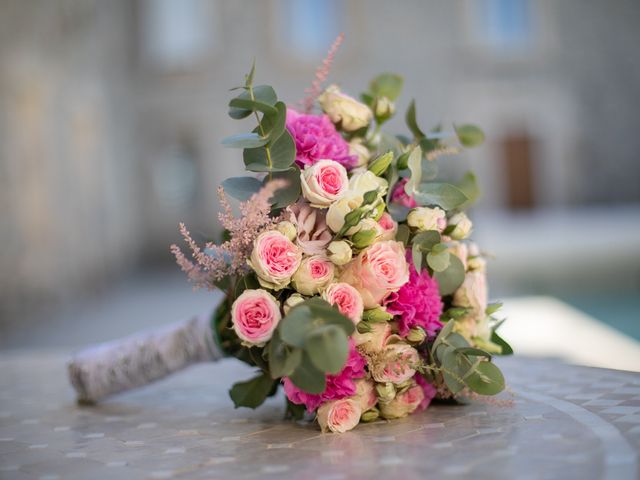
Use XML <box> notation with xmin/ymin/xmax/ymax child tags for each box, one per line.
<box><xmin>291</xmin><ymin>255</ymin><xmax>334</xmax><ymax>296</ymax></box>
<box><xmin>407</xmin><ymin>207</ymin><xmax>446</xmax><ymax>232</ymax></box>
<box><xmin>349</xmin><ymin>170</ymin><xmax>388</xmax><ymax>197</ymax></box>
<box><xmin>373</xmin><ymin>96</ymin><xmax>395</xmax><ymax>122</ymax></box>
<box><xmin>231</xmin><ymin>289</ymin><xmax>281</xmax><ymax>346</ymax></box>
<box><xmin>360</xmin><ymin>407</ymin><xmax>380</xmax><ymax>423</ymax></box>
<box><xmin>318</xmin><ymin>84</ymin><xmax>373</xmax><ymax>132</ymax></box>
<box><xmin>351</xmin><ymin>226</ymin><xmax>378</xmax><ymax>250</ymax></box>
<box><xmin>352</xmin><ymin>378</ymin><xmax>378</xmax><ymax>412</ymax></box>
<box><xmin>322</xmin><ymin>282</ymin><xmax>364</xmax><ymax>324</ymax></box>
<box><xmin>276</xmin><ymin>220</ymin><xmax>297</xmax><ymax>241</ymax></box>
<box><xmin>376</xmin><ymin>382</ymin><xmax>396</xmax><ymax>403</ymax></box>
<box><xmin>248</xmin><ymin>230</ymin><xmax>302</xmax><ymax>290</ymax></box>
<box><xmin>362</xmin><ymin>307</ymin><xmax>393</xmax><ymax>323</ymax></box>
<box><xmin>379</xmin><ymin>382</ymin><xmax>424</xmax><ymax>420</ymax></box>
<box><xmin>327</xmin><ymin>240</ymin><xmax>352</xmax><ymax>266</ymax></box>
<box><xmin>316</xmin><ymin>398</ymin><xmax>362</xmax><ymax>433</ymax></box>
<box><xmin>352</xmin><ymin>321</ymin><xmax>393</xmax><ymax>353</ymax></box>
<box><xmin>300</xmin><ymin>159</ymin><xmax>349</xmax><ymax>208</ymax></box>
<box><xmin>370</xmin><ymin>342</ymin><xmax>420</xmax><ymax>384</ymax></box>
<box><xmin>326</xmin><ymin>192</ymin><xmax>364</xmax><ymax>234</ymax></box>
<box><xmin>283</xmin><ymin>293</ymin><xmax>305</xmax><ymax>315</ymax></box>
<box><xmin>448</xmin><ymin>212</ymin><xmax>473</xmax><ymax>240</ymax></box>
<box><xmin>406</xmin><ymin>326</ymin><xmax>427</xmax><ymax>344</ymax></box>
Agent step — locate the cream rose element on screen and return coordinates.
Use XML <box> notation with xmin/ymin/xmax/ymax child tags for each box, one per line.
<box><xmin>231</xmin><ymin>289</ymin><xmax>281</xmax><ymax>345</ymax></box>
<box><xmin>318</xmin><ymin>84</ymin><xmax>373</xmax><ymax>132</ymax></box>
<box><xmin>300</xmin><ymin>160</ymin><xmax>349</xmax><ymax>208</ymax></box>
<box><xmin>379</xmin><ymin>382</ymin><xmax>424</xmax><ymax>419</ymax></box>
<box><xmin>291</xmin><ymin>255</ymin><xmax>334</xmax><ymax>296</ymax></box>
<box><xmin>407</xmin><ymin>207</ymin><xmax>446</xmax><ymax>232</ymax></box>
<box><xmin>352</xmin><ymin>321</ymin><xmax>393</xmax><ymax>353</ymax></box>
<box><xmin>326</xmin><ymin>191</ymin><xmax>363</xmax><ymax>233</ymax></box>
<box><xmin>317</xmin><ymin>398</ymin><xmax>362</xmax><ymax>433</ymax></box>
<box><xmin>348</xmin><ymin>170</ymin><xmax>388</xmax><ymax>197</ymax></box>
<box><xmin>249</xmin><ymin>230</ymin><xmax>302</xmax><ymax>290</ymax></box>
<box><xmin>452</xmin><ymin>270</ymin><xmax>488</xmax><ymax>316</ymax></box>
<box><xmin>352</xmin><ymin>379</ymin><xmax>378</xmax><ymax>412</ymax></box>
<box><xmin>327</xmin><ymin>240</ymin><xmax>352</xmax><ymax>266</ymax></box>
<box><xmin>349</xmin><ymin>139</ymin><xmax>371</xmax><ymax>168</ymax></box>
<box><xmin>339</xmin><ymin>240</ymin><xmax>409</xmax><ymax>308</ymax></box>
<box><xmin>449</xmin><ymin>212</ymin><xmax>473</xmax><ymax>240</ymax></box>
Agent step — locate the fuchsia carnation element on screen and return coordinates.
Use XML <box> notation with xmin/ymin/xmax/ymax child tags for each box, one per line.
<box><xmin>385</xmin><ymin>250</ymin><xmax>444</xmax><ymax>337</ymax></box>
<box><xmin>283</xmin><ymin>339</ymin><xmax>366</xmax><ymax>412</ymax></box>
<box><xmin>286</xmin><ymin>109</ymin><xmax>357</xmax><ymax>170</ymax></box>
<box><xmin>415</xmin><ymin>374</ymin><xmax>438</xmax><ymax>411</ymax></box>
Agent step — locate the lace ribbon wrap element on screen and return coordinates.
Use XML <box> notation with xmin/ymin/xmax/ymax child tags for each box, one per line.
<box><xmin>68</xmin><ymin>312</ymin><xmax>223</xmax><ymax>403</ymax></box>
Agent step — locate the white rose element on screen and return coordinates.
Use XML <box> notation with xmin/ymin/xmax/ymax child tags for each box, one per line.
<box><xmin>407</xmin><ymin>207</ymin><xmax>446</xmax><ymax>232</ymax></box>
<box><xmin>449</xmin><ymin>212</ymin><xmax>473</xmax><ymax>240</ymax></box>
<box><xmin>326</xmin><ymin>191</ymin><xmax>363</xmax><ymax>233</ymax></box>
<box><xmin>300</xmin><ymin>160</ymin><xmax>349</xmax><ymax>208</ymax></box>
<box><xmin>318</xmin><ymin>84</ymin><xmax>373</xmax><ymax>132</ymax></box>
<box><xmin>349</xmin><ymin>170</ymin><xmax>388</xmax><ymax>197</ymax></box>
<box><xmin>349</xmin><ymin>139</ymin><xmax>371</xmax><ymax>168</ymax></box>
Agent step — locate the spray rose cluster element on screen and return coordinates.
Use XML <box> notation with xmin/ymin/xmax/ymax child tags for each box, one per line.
<box><xmin>175</xmin><ymin>59</ymin><xmax>510</xmax><ymax>434</ymax></box>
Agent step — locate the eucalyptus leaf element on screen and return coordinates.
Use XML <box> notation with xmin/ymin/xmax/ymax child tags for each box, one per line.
<box><xmin>243</xmin><ymin>130</ymin><xmax>295</xmax><ymax>172</ymax></box>
<box><xmin>456</xmin><ymin>347</ymin><xmax>492</xmax><ymax>360</ymax></box>
<box><xmin>457</xmin><ymin>171</ymin><xmax>480</xmax><ymax>208</ymax></box>
<box><xmin>369</xmin><ymin>73</ymin><xmax>404</xmax><ymax>101</ymax></box>
<box><xmin>264</xmin><ymin>101</ymin><xmax>287</xmax><ymax>146</ymax></box>
<box><xmin>289</xmin><ymin>352</ymin><xmax>327</xmax><ymax>394</ymax></box>
<box><xmin>412</xmin><ymin>242</ymin><xmax>424</xmax><ymax>272</ymax></box>
<box><xmin>427</xmin><ymin>250</ymin><xmax>450</xmax><ymax>272</ymax></box>
<box><xmin>221</xmin><ymin>132</ymin><xmax>268</xmax><ymax>149</ymax></box>
<box><xmin>412</xmin><ymin>231</ymin><xmax>441</xmax><ymax>251</ymax></box>
<box><xmin>414</xmin><ymin>183</ymin><xmax>468</xmax><ymax>210</ymax></box>
<box><xmin>434</xmin><ymin>254</ymin><xmax>465</xmax><ymax>296</ymax></box>
<box><xmin>229</xmin><ymin>373</ymin><xmax>276</xmax><ymax>409</ymax></box>
<box><xmin>464</xmin><ymin>361</ymin><xmax>505</xmax><ymax>395</ymax></box>
<box><xmin>396</xmin><ymin>224</ymin><xmax>410</xmax><ymax>246</ymax></box>
<box><xmin>491</xmin><ymin>330</ymin><xmax>514</xmax><ymax>356</ymax></box>
<box><xmin>228</xmin><ymin>85</ymin><xmax>278</xmax><ymax>119</ymax></box>
<box><xmin>441</xmin><ymin>350</ymin><xmax>465</xmax><ymax>394</ymax></box>
<box><xmin>305</xmin><ymin>324</ymin><xmax>349</xmax><ymax>374</ymax></box>
<box><xmin>455</xmin><ymin>124</ymin><xmax>485</xmax><ymax>148</ymax></box>
<box><xmin>221</xmin><ymin>176</ymin><xmax>262</xmax><ymax>201</ymax></box>
<box><xmin>404</xmin><ymin>146</ymin><xmax>423</xmax><ymax>195</ymax></box>
<box><xmin>229</xmin><ymin>95</ymin><xmax>277</xmax><ymax>116</ymax></box>
<box><xmin>268</xmin><ymin>167</ymin><xmax>301</xmax><ymax>208</ymax></box>
<box><xmin>279</xmin><ymin>305</ymin><xmax>314</xmax><ymax>348</ymax></box>
<box><xmin>268</xmin><ymin>331</ymin><xmax>302</xmax><ymax>378</ymax></box>
<box><xmin>405</xmin><ymin>100</ymin><xmax>425</xmax><ymax>139</ymax></box>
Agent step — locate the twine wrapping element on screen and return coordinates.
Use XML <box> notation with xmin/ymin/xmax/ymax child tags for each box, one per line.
<box><xmin>68</xmin><ymin>313</ymin><xmax>222</xmax><ymax>403</ymax></box>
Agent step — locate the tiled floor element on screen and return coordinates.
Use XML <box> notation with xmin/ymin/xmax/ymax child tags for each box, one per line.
<box><xmin>0</xmin><ymin>352</ymin><xmax>638</xmax><ymax>479</ymax></box>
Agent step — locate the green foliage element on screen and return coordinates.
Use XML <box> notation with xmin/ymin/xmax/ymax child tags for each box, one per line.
<box><xmin>413</xmin><ymin>183</ymin><xmax>468</xmax><ymax>210</ymax></box>
<box><xmin>405</xmin><ymin>100</ymin><xmax>425</xmax><ymax>140</ymax></box>
<box><xmin>404</xmin><ymin>146</ymin><xmax>423</xmax><ymax>196</ymax></box>
<box><xmin>455</xmin><ymin>124</ymin><xmax>485</xmax><ymax>148</ymax></box>
<box><xmin>268</xmin><ymin>167</ymin><xmax>301</xmax><ymax>209</ymax></box>
<box><xmin>427</xmin><ymin>246</ymin><xmax>451</xmax><ymax>272</ymax></box>
<box><xmin>395</xmin><ymin>223</ymin><xmax>410</xmax><ymax>246</ymax></box>
<box><xmin>434</xmin><ymin>254</ymin><xmax>465</xmax><ymax>296</ymax></box>
<box><xmin>229</xmin><ymin>372</ymin><xmax>276</xmax><ymax>409</ymax></box>
<box><xmin>457</xmin><ymin>171</ymin><xmax>480</xmax><ymax>209</ymax></box>
<box><xmin>464</xmin><ymin>361</ymin><xmax>505</xmax><ymax>395</ymax></box>
<box><xmin>486</xmin><ymin>302</ymin><xmax>503</xmax><ymax>315</ymax></box>
<box><xmin>268</xmin><ymin>330</ymin><xmax>302</xmax><ymax>378</ymax></box>
<box><xmin>243</xmin><ymin>130</ymin><xmax>295</xmax><ymax>172</ymax></box>
<box><xmin>221</xmin><ymin>132</ymin><xmax>268</xmax><ymax>149</ymax></box>
<box><xmin>288</xmin><ymin>352</ymin><xmax>326</xmax><ymax>394</ymax></box>
<box><xmin>221</xmin><ymin>176</ymin><xmax>262</xmax><ymax>201</ymax></box>
<box><xmin>305</xmin><ymin>325</ymin><xmax>350</xmax><ymax>374</ymax></box>
<box><xmin>369</xmin><ymin>73</ymin><xmax>404</xmax><ymax>101</ymax></box>
<box><xmin>228</xmin><ymin>85</ymin><xmax>277</xmax><ymax>119</ymax></box>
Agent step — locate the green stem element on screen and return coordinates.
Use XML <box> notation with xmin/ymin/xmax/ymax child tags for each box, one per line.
<box><xmin>248</xmin><ymin>84</ymin><xmax>273</xmax><ymax>179</ymax></box>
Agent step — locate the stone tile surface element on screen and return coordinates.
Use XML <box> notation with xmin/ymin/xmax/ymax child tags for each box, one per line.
<box><xmin>0</xmin><ymin>351</ymin><xmax>638</xmax><ymax>479</ymax></box>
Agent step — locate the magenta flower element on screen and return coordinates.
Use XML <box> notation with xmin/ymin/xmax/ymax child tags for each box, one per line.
<box><xmin>414</xmin><ymin>374</ymin><xmax>437</xmax><ymax>411</ymax></box>
<box><xmin>286</xmin><ymin>109</ymin><xmax>357</xmax><ymax>170</ymax></box>
<box><xmin>390</xmin><ymin>178</ymin><xmax>418</xmax><ymax>208</ymax></box>
<box><xmin>283</xmin><ymin>339</ymin><xmax>366</xmax><ymax>412</ymax></box>
<box><xmin>385</xmin><ymin>250</ymin><xmax>444</xmax><ymax>338</ymax></box>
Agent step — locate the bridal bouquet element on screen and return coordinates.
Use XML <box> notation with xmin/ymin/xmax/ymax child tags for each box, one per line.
<box><xmin>68</xmin><ymin>38</ymin><xmax>511</xmax><ymax>434</ymax></box>
<box><xmin>169</xmin><ymin>57</ymin><xmax>511</xmax><ymax>433</ymax></box>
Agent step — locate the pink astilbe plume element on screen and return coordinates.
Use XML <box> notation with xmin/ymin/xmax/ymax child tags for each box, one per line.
<box><xmin>302</xmin><ymin>33</ymin><xmax>344</xmax><ymax>113</ymax></box>
<box><xmin>171</xmin><ymin>180</ymin><xmax>285</xmax><ymax>289</ymax></box>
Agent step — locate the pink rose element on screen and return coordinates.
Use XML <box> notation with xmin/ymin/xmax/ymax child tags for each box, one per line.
<box><xmin>300</xmin><ymin>160</ymin><xmax>349</xmax><ymax>208</ymax></box>
<box><xmin>390</xmin><ymin>178</ymin><xmax>417</xmax><ymax>208</ymax></box>
<box><xmin>340</xmin><ymin>240</ymin><xmax>409</xmax><ymax>308</ymax></box>
<box><xmin>379</xmin><ymin>382</ymin><xmax>424</xmax><ymax>419</ymax></box>
<box><xmin>231</xmin><ymin>289</ymin><xmax>281</xmax><ymax>345</ymax></box>
<box><xmin>249</xmin><ymin>230</ymin><xmax>302</xmax><ymax>290</ymax></box>
<box><xmin>316</xmin><ymin>398</ymin><xmax>362</xmax><ymax>433</ymax></box>
<box><xmin>322</xmin><ymin>282</ymin><xmax>364</xmax><ymax>324</ymax></box>
<box><xmin>351</xmin><ymin>378</ymin><xmax>377</xmax><ymax>412</ymax></box>
<box><xmin>370</xmin><ymin>340</ymin><xmax>420</xmax><ymax>384</ymax></box>
<box><xmin>377</xmin><ymin>212</ymin><xmax>398</xmax><ymax>241</ymax></box>
<box><xmin>291</xmin><ymin>255</ymin><xmax>334</xmax><ymax>295</ymax></box>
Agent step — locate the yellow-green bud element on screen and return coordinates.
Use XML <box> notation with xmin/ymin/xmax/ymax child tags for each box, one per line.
<box><xmin>448</xmin><ymin>212</ymin><xmax>473</xmax><ymax>240</ymax></box>
<box><xmin>283</xmin><ymin>293</ymin><xmax>305</xmax><ymax>315</ymax></box>
<box><xmin>276</xmin><ymin>221</ymin><xmax>297</xmax><ymax>241</ymax></box>
<box><xmin>406</xmin><ymin>326</ymin><xmax>427</xmax><ymax>344</ymax></box>
<box><xmin>376</xmin><ymin>382</ymin><xmax>396</xmax><ymax>403</ymax></box>
<box><xmin>362</xmin><ymin>307</ymin><xmax>393</xmax><ymax>323</ymax></box>
<box><xmin>372</xmin><ymin>201</ymin><xmax>386</xmax><ymax>221</ymax></box>
<box><xmin>361</xmin><ymin>407</ymin><xmax>380</xmax><ymax>423</ymax></box>
<box><xmin>327</xmin><ymin>240</ymin><xmax>352</xmax><ymax>266</ymax></box>
<box><xmin>368</xmin><ymin>151</ymin><xmax>393</xmax><ymax>177</ymax></box>
<box><xmin>374</xmin><ymin>96</ymin><xmax>395</xmax><ymax>122</ymax></box>
<box><xmin>351</xmin><ymin>228</ymin><xmax>378</xmax><ymax>249</ymax></box>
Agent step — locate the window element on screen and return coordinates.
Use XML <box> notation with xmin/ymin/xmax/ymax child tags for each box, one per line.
<box><xmin>475</xmin><ymin>0</ymin><xmax>533</xmax><ymax>52</ymax></box>
<box><xmin>278</xmin><ymin>0</ymin><xmax>343</xmax><ymax>58</ymax></box>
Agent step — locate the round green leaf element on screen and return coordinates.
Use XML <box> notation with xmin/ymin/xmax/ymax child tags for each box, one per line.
<box><xmin>464</xmin><ymin>361</ymin><xmax>505</xmax><ymax>396</ymax></box>
<box><xmin>455</xmin><ymin>124</ymin><xmax>485</xmax><ymax>148</ymax></box>
<box><xmin>434</xmin><ymin>254</ymin><xmax>465</xmax><ymax>296</ymax></box>
<box><xmin>268</xmin><ymin>331</ymin><xmax>303</xmax><ymax>378</ymax></box>
<box><xmin>304</xmin><ymin>325</ymin><xmax>349</xmax><ymax>374</ymax></box>
<box><xmin>289</xmin><ymin>353</ymin><xmax>326</xmax><ymax>394</ymax></box>
<box><xmin>427</xmin><ymin>250</ymin><xmax>450</xmax><ymax>272</ymax></box>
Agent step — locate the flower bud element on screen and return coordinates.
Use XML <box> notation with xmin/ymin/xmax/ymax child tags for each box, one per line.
<box><xmin>406</xmin><ymin>326</ymin><xmax>427</xmax><ymax>344</ymax></box>
<box><xmin>351</xmin><ymin>228</ymin><xmax>378</xmax><ymax>249</ymax></box>
<box><xmin>373</xmin><ymin>96</ymin><xmax>395</xmax><ymax>122</ymax></box>
<box><xmin>349</xmin><ymin>171</ymin><xmax>389</xmax><ymax>197</ymax></box>
<box><xmin>327</xmin><ymin>240</ymin><xmax>352</xmax><ymax>266</ymax></box>
<box><xmin>361</xmin><ymin>407</ymin><xmax>380</xmax><ymax>423</ymax></box>
<box><xmin>326</xmin><ymin>192</ymin><xmax>363</xmax><ymax>234</ymax></box>
<box><xmin>372</xmin><ymin>202</ymin><xmax>386</xmax><ymax>221</ymax></box>
<box><xmin>368</xmin><ymin>151</ymin><xmax>393</xmax><ymax>177</ymax></box>
<box><xmin>349</xmin><ymin>139</ymin><xmax>371</xmax><ymax>168</ymax></box>
<box><xmin>448</xmin><ymin>212</ymin><xmax>472</xmax><ymax>240</ymax></box>
<box><xmin>276</xmin><ymin>221</ymin><xmax>297</xmax><ymax>241</ymax></box>
<box><xmin>283</xmin><ymin>293</ymin><xmax>305</xmax><ymax>315</ymax></box>
<box><xmin>362</xmin><ymin>307</ymin><xmax>393</xmax><ymax>323</ymax></box>
<box><xmin>468</xmin><ymin>255</ymin><xmax>486</xmax><ymax>272</ymax></box>
<box><xmin>376</xmin><ymin>383</ymin><xmax>396</xmax><ymax>403</ymax></box>
<box><xmin>318</xmin><ymin>84</ymin><xmax>373</xmax><ymax>132</ymax></box>
<box><xmin>407</xmin><ymin>207</ymin><xmax>446</xmax><ymax>232</ymax></box>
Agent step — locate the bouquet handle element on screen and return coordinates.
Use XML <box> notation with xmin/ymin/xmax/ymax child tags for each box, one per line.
<box><xmin>68</xmin><ymin>312</ymin><xmax>223</xmax><ymax>403</ymax></box>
